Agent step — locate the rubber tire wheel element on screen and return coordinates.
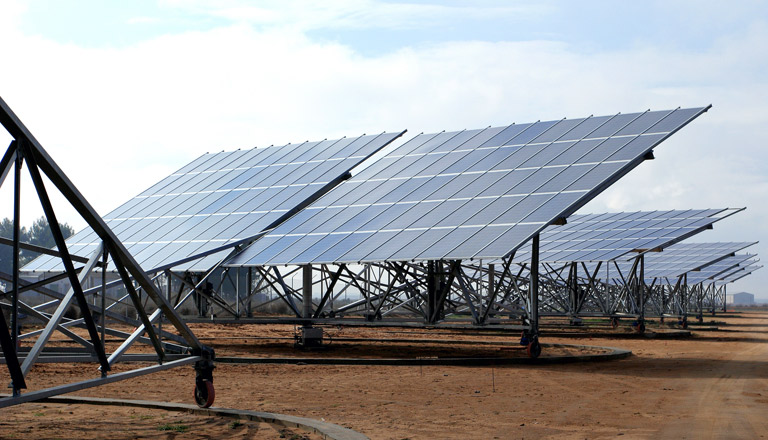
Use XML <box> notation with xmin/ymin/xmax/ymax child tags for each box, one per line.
<box><xmin>611</xmin><ymin>318</ymin><xmax>619</xmax><ymax>329</ymax></box>
<box><xmin>637</xmin><ymin>322</ymin><xmax>646</xmax><ymax>334</ymax></box>
<box><xmin>194</xmin><ymin>380</ymin><xmax>215</xmax><ymax>408</ymax></box>
<box><xmin>526</xmin><ymin>340</ymin><xmax>542</xmax><ymax>359</ymax></box>
<box><xmin>682</xmin><ymin>320</ymin><xmax>688</xmax><ymax>329</ymax></box>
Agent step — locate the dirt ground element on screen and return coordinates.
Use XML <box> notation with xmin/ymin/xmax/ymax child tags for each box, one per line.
<box><xmin>2</xmin><ymin>311</ymin><xmax>767</xmax><ymax>439</ymax></box>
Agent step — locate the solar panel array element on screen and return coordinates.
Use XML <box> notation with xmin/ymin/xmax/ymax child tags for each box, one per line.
<box><xmin>640</xmin><ymin>242</ymin><xmax>756</xmax><ymax>278</ymax></box>
<box><xmin>511</xmin><ymin>209</ymin><xmax>742</xmax><ymax>264</ymax></box>
<box><xmin>721</xmin><ymin>264</ymin><xmax>762</xmax><ymax>284</ymax></box>
<box><xmin>685</xmin><ymin>254</ymin><xmax>758</xmax><ymax>284</ymax></box>
<box><xmin>227</xmin><ymin>107</ymin><xmax>709</xmax><ymax>267</ymax></box>
<box><xmin>23</xmin><ymin>132</ymin><xmax>404</xmax><ymax>272</ymax></box>
<box><xmin>710</xmin><ymin>260</ymin><xmax>762</xmax><ymax>285</ymax></box>
<box><xmin>590</xmin><ymin>242</ymin><xmax>759</xmax><ymax>285</ymax></box>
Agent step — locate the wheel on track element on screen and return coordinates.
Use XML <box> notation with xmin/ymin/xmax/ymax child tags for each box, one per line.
<box><xmin>526</xmin><ymin>340</ymin><xmax>542</xmax><ymax>359</ymax></box>
<box><xmin>194</xmin><ymin>380</ymin><xmax>215</xmax><ymax>408</ymax></box>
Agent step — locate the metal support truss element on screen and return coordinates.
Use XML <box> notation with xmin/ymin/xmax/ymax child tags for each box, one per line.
<box><xmin>197</xmin><ymin>232</ymin><xmax>545</xmax><ymax>357</ymax></box>
<box><xmin>0</xmin><ymin>96</ymin><xmax>214</xmax><ymax>408</ymax></box>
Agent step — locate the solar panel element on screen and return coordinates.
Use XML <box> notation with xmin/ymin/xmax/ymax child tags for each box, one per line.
<box><xmin>23</xmin><ymin>131</ymin><xmax>405</xmax><ymax>272</ymax></box>
<box><xmin>718</xmin><ymin>264</ymin><xmax>761</xmax><ymax>284</ymax></box>
<box><xmin>512</xmin><ymin>209</ymin><xmax>742</xmax><ymax>264</ymax></box>
<box><xmin>685</xmin><ymin>254</ymin><xmax>758</xmax><ymax>284</ymax></box>
<box><xmin>640</xmin><ymin>242</ymin><xmax>757</xmax><ymax>278</ymax></box>
<box><xmin>713</xmin><ymin>260</ymin><xmax>760</xmax><ymax>281</ymax></box>
<box><xmin>228</xmin><ymin>107</ymin><xmax>710</xmax><ymax>267</ymax></box>
<box><xmin>592</xmin><ymin>243</ymin><xmax>758</xmax><ymax>285</ymax></box>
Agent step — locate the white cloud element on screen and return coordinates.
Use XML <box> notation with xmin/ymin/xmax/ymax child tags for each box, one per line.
<box><xmin>1</xmin><ymin>0</ymin><xmax>766</xmax><ymax>294</ymax></box>
<box><xmin>163</xmin><ymin>0</ymin><xmax>550</xmax><ymax>31</ymax></box>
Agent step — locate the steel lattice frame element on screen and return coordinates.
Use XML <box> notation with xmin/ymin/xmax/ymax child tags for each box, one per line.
<box><xmin>0</xmin><ymin>97</ymin><xmax>215</xmax><ymax>409</ymax></box>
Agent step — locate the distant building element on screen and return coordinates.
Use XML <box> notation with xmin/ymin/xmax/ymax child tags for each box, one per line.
<box><xmin>727</xmin><ymin>292</ymin><xmax>755</xmax><ymax>305</ymax></box>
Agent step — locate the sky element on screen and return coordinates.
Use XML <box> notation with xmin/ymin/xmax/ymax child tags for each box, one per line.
<box><xmin>0</xmin><ymin>0</ymin><xmax>766</xmax><ymax>299</ymax></box>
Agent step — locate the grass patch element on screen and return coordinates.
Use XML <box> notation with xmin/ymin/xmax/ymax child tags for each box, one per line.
<box><xmin>157</xmin><ymin>423</ymin><xmax>190</xmax><ymax>433</ymax></box>
<box><xmin>130</xmin><ymin>414</ymin><xmax>156</xmax><ymax>420</ymax></box>
<box><xmin>229</xmin><ymin>420</ymin><xmax>244</xmax><ymax>429</ymax></box>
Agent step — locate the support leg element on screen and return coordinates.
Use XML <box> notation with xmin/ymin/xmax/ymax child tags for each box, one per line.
<box><xmin>526</xmin><ymin>234</ymin><xmax>542</xmax><ymax>358</ymax></box>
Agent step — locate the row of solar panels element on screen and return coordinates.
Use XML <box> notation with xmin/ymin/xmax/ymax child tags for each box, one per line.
<box><xmin>25</xmin><ymin>104</ymin><xmax>758</xmax><ymax>287</ymax></box>
<box><xmin>514</xmin><ymin>238</ymin><xmax>759</xmax><ymax>287</ymax></box>
<box><xmin>509</xmin><ymin>208</ymin><xmax>761</xmax><ymax>286</ymax></box>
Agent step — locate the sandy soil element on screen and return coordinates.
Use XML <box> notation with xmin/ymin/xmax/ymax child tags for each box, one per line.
<box><xmin>2</xmin><ymin>311</ymin><xmax>767</xmax><ymax>439</ymax></box>
<box><xmin>0</xmin><ymin>403</ymin><xmax>321</xmax><ymax>440</ymax></box>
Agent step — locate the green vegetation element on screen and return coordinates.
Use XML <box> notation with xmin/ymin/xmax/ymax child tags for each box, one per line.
<box><xmin>229</xmin><ymin>420</ymin><xmax>244</xmax><ymax>429</ymax></box>
<box><xmin>130</xmin><ymin>414</ymin><xmax>156</xmax><ymax>420</ymax></box>
<box><xmin>0</xmin><ymin>216</ymin><xmax>75</xmax><ymax>273</ymax></box>
<box><xmin>157</xmin><ymin>423</ymin><xmax>190</xmax><ymax>432</ymax></box>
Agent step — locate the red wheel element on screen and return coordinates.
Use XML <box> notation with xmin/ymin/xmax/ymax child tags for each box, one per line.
<box><xmin>194</xmin><ymin>380</ymin><xmax>215</xmax><ymax>408</ymax></box>
<box><xmin>526</xmin><ymin>340</ymin><xmax>542</xmax><ymax>359</ymax></box>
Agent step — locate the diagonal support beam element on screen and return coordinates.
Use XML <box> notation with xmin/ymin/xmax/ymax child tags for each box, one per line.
<box><xmin>0</xmin><ymin>300</ymin><xmax>92</xmax><ymax>349</ymax></box>
<box><xmin>479</xmin><ymin>257</ymin><xmax>512</xmax><ymax>323</ymax></box>
<box><xmin>22</xmin><ymin>141</ymin><xmax>111</xmax><ymax>373</ymax></box>
<box><xmin>0</xmin><ymin>140</ymin><xmax>17</xmax><ymax>188</ymax></box>
<box><xmin>270</xmin><ymin>267</ymin><xmax>301</xmax><ymax>316</ymax></box>
<box><xmin>313</xmin><ymin>264</ymin><xmax>344</xmax><ymax>319</ymax></box>
<box><xmin>20</xmin><ymin>243</ymin><xmax>105</xmax><ymax>376</ymax></box>
<box><xmin>0</xmin><ymin>299</ymin><xmax>26</xmax><ymax>390</ymax></box>
<box><xmin>0</xmin><ymin>96</ymin><xmax>201</xmax><ymax>351</ymax></box>
<box><xmin>108</xmin><ymin>256</ymin><xmax>165</xmax><ymax>365</ymax></box>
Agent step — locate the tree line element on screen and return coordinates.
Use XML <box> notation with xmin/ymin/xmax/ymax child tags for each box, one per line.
<box><xmin>0</xmin><ymin>216</ymin><xmax>75</xmax><ymax>275</ymax></box>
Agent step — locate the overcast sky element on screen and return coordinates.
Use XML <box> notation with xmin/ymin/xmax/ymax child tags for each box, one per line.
<box><xmin>1</xmin><ymin>0</ymin><xmax>766</xmax><ymax>298</ymax></box>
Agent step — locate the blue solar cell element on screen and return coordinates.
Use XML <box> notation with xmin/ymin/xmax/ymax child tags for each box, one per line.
<box><xmin>339</xmin><ymin>230</ymin><xmax>400</xmax><ymax>262</ymax></box>
<box><xmin>646</xmin><ymin>108</ymin><xmax>703</xmax><ymax>133</ymax></box>
<box><xmin>586</xmin><ymin>113</ymin><xmax>644</xmax><ymax>138</ymax></box>
<box><xmin>22</xmin><ymin>131</ymin><xmax>402</xmax><ymax>272</ymax></box>
<box><xmin>506</xmin><ymin>167</ymin><xmax>564</xmax><ymax>194</ymax></box>
<box><xmin>383</xmin><ymin>200</ymin><xmax>442</xmax><ymax>230</ymax></box>
<box><xmin>434</xmin><ymin>198</ymin><xmax>495</xmax><ymax>228</ymax></box>
<box><xmin>461</xmin><ymin>126</ymin><xmax>507</xmax><ymax>149</ymax></box>
<box><xmin>417</xmin><ymin>150</ymin><xmax>472</xmax><ymax>176</ymax></box>
<box><xmin>377</xmin><ymin>179</ymin><xmax>425</xmax><ymax>203</ymax></box>
<box><xmin>557</xmin><ymin>115</ymin><xmax>614</xmax><ymax>141</ymax></box>
<box><xmin>335</xmin><ymin>204</ymin><xmax>390</xmax><ymax>232</ymax></box>
<box><xmin>224</xmin><ymin>108</ymin><xmax>709</xmax><ymax>266</ymax></box>
<box><xmin>313</xmin><ymin>232</ymin><xmax>371</xmax><ymax>263</ymax></box>
<box><xmin>233</xmin><ymin>235</ymin><xmax>300</xmax><ymax>266</ymax></box>
<box><xmin>406</xmin><ymin>131</ymin><xmax>465</xmax><ymax>155</ymax></box>
<box><xmin>429</xmin><ymin>129</ymin><xmax>489</xmax><ymax>153</ymax></box>
<box><xmin>356</xmin><ymin>203</ymin><xmax>414</xmax><ymax>231</ymax></box>
<box><xmin>606</xmin><ymin>134</ymin><xmax>666</xmax><ymax>161</ymax></box>
<box><xmin>473</xmin><ymin>223</ymin><xmax>543</xmax><ymax>259</ymax></box>
<box><xmin>534</xmin><ymin>166</ymin><xmax>589</xmax><ymax>193</ymax></box>
<box><xmin>564</xmin><ymin>162</ymin><xmax>626</xmax><ymax>191</ymax></box>
<box><xmin>312</xmin><ymin>137</ymin><xmax>358</xmax><ymax>161</ymax></box>
<box><xmin>267</xmin><ymin>233</ymin><xmax>327</xmax><ymax>264</ymax></box>
<box><xmin>364</xmin><ymin>229</ymin><xmax>426</xmax><ymax>262</ymax></box>
<box><xmin>290</xmin><ymin>233</ymin><xmax>350</xmax><ymax>265</ymax></box>
<box><xmin>402</xmin><ymin>175</ymin><xmax>453</xmax><ymax>202</ymax></box>
<box><xmin>519</xmin><ymin>141</ymin><xmax>578</xmax><ymax>167</ymax></box>
<box><xmin>507</xmin><ymin>120</ymin><xmax>560</xmax><ymax>145</ymax></box>
<box><xmin>496</xmin><ymin>144</ymin><xmax>550</xmax><ymax>170</ymax></box>
<box><xmin>614</xmin><ymin>110</ymin><xmax>672</xmax><ymax>136</ymax></box>
<box><xmin>386</xmin><ymin>228</ymin><xmax>453</xmax><ymax>262</ymax></box>
<box><xmin>530</xmin><ymin>118</ymin><xmax>588</xmax><ymax>144</ymax></box>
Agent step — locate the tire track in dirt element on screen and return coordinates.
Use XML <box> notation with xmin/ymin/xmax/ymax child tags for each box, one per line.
<box><xmin>659</xmin><ymin>317</ymin><xmax>768</xmax><ymax>439</ymax></box>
